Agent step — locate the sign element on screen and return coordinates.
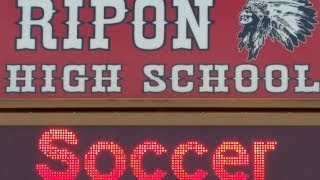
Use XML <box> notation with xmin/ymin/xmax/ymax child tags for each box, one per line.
<box><xmin>1</xmin><ymin>0</ymin><xmax>320</xmax><ymax>107</ymax></box>
<box><xmin>1</xmin><ymin>126</ymin><xmax>320</xmax><ymax>179</ymax></box>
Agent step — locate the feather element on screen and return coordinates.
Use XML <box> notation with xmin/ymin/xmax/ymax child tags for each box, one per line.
<box><xmin>297</xmin><ymin>33</ymin><xmax>306</xmax><ymax>42</ymax></box>
<box><xmin>300</xmin><ymin>19</ymin><xmax>315</xmax><ymax>30</ymax></box>
<box><xmin>239</xmin><ymin>0</ymin><xmax>317</xmax><ymax>60</ymax></box>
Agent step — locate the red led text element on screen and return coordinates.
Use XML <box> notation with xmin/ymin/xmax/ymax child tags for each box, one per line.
<box><xmin>36</xmin><ymin>129</ymin><xmax>278</xmax><ymax>180</ymax></box>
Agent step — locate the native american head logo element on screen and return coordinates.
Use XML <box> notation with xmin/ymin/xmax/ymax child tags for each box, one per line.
<box><xmin>238</xmin><ymin>0</ymin><xmax>318</xmax><ymax>61</ymax></box>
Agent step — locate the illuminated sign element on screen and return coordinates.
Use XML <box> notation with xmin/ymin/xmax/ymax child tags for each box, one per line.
<box><xmin>1</xmin><ymin>126</ymin><xmax>320</xmax><ymax>179</ymax></box>
<box><xmin>0</xmin><ymin>0</ymin><xmax>320</xmax><ymax>105</ymax></box>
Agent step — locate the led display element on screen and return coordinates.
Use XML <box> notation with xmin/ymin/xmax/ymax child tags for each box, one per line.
<box><xmin>0</xmin><ymin>126</ymin><xmax>319</xmax><ymax>179</ymax></box>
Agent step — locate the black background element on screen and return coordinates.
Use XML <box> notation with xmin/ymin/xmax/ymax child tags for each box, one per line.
<box><xmin>0</xmin><ymin>126</ymin><xmax>319</xmax><ymax>180</ymax></box>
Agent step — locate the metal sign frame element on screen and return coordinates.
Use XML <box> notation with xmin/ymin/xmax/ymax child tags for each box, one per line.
<box><xmin>1</xmin><ymin>99</ymin><xmax>320</xmax><ymax>108</ymax></box>
<box><xmin>0</xmin><ymin>111</ymin><xmax>319</xmax><ymax>125</ymax></box>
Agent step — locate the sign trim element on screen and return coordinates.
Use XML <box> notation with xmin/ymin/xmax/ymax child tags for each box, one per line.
<box><xmin>1</xmin><ymin>111</ymin><xmax>320</xmax><ymax>125</ymax></box>
<box><xmin>1</xmin><ymin>99</ymin><xmax>320</xmax><ymax>108</ymax></box>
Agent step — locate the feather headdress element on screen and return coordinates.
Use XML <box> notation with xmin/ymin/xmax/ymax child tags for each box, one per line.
<box><xmin>238</xmin><ymin>0</ymin><xmax>318</xmax><ymax>61</ymax></box>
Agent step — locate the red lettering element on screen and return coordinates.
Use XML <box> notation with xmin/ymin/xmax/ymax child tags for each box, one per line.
<box><xmin>212</xmin><ymin>141</ymin><xmax>249</xmax><ymax>180</ymax></box>
<box><xmin>35</xmin><ymin>129</ymin><xmax>80</xmax><ymax>180</ymax></box>
<box><xmin>130</xmin><ymin>141</ymin><xmax>167</xmax><ymax>179</ymax></box>
<box><xmin>35</xmin><ymin>128</ymin><xmax>280</xmax><ymax>179</ymax></box>
<box><xmin>84</xmin><ymin>141</ymin><xmax>126</xmax><ymax>179</ymax></box>
<box><xmin>253</xmin><ymin>141</ymin><xmax>278</xmax><ymax>180</ymax></box>
<box><xmin>171</xmin><ymin>141</ymin><xmax>208</xmax><ymax>179</ymax></box>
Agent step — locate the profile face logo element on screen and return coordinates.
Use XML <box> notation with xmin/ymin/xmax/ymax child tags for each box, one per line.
<box><xmin>238</xmin><ymin>0</ymin><xmax>318</xmax><ymax>61</ymax></box>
